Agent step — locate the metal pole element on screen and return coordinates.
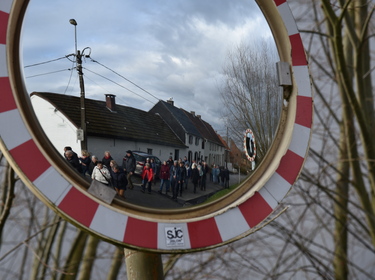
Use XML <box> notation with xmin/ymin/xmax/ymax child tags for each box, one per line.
<box><xmin>125</xmin><ymin>248</ymin><xmax>164</xmax><ymax>279</ymax></box>
<box><xmin>73</xmin><ymin>22</ymin><xmax>77</xmax><ymax>56</ymax></box>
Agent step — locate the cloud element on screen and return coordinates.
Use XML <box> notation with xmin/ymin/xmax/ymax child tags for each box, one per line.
<box><xmin>22</xmin><ymin>0</ymin><xmax>275</xmax><ymax>133</ymax></box>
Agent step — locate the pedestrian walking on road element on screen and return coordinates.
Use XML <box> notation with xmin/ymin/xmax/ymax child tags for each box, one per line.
<box><xmin>166</xmin><ymin>156</ymin><xmax>174</xmax><ymax>168</ymax></box>
<box><xmin>212</xmin><ymin>164</ymin><xmax>220</xmax><ymax>184</ymax></box>
<box><xmin>88</xmin><ymin>155</ymin><xmax>98</xmax><ymax>176</ymax></box>
<box><xmin>191</xmin><ymin>163</ymin><xmax>200</xmax><ymax>194</ymax></box>
<box><xmin>224</xmin><ymin>167</ymin><xmax>230</xmax><ymax>188</ymax></box>
<box><xmin>176</xmin><ymin>161</ymin><xmax>186</xmax><ymax>197</ymax></box>
<box><xmin>79</xmin><ymin>150</ymin><xmax>91</xmax><ymax>176</ymax></box>
<box><xmin>201</xmin><ymin>161</ymin><xmax>208</xmax><ymax>191</ymax></box>
<box><xmin>169</xmin><ymin>161</ymin><xmax>178</xmax><ymax>200</ymax></box>
<box><xmin>91</xmin><ymin>161</ymin><xmax>111</xmax><ymax>186</ymax></box>
<box><xmin>141</xmin><ymin>163</ymin><xmax>153</xmax><ymax>194</ymax></box>
<box><xmin>158</xmin><ymin>161</ymin><xmax>170</xmax><ymax>194</ymax></box>
<box><xmin>65</xmin><ymin>150</ymin><xmax>82</xmax><ymax>173</ymax></box>
<box><xmin>184</xmin><ymin>163</ymin><xmax>191</xmax><ymax>190</ymax></box>
<box><xmin>102</xmin><ymin>151</ymin><xmax>113</xmax><ymax>170</ymax></box>
<box><xmin>150</xmin><ymin>158</ymin><xmax>159</xmax><ymax>185</ymax></box>
<box><xmin>122</xmin><ymin>150</ymin><xmax>136</xmax><ymax>190</ymax></box>
<box><xmin>111</xmin><ymin>164</ymin><xmax>127</xmax><ymax>198</ymax></box>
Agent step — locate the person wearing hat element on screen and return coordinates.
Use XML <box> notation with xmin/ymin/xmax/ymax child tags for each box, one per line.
<box><xmin>122</xmin><ymin>150</ymin><xmax>136</xmax><ymax>190</ymax></box>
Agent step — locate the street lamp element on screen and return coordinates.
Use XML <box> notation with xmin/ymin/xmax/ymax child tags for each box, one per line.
<box><xmin>69</xmin><ymin>19</ymin><xmax>78</xmax><ymax>55</ymax></box>
<box><xmin>69</xmin><ymin>18</ymin><xmax>87</xmax><ymax>151</ymax></box>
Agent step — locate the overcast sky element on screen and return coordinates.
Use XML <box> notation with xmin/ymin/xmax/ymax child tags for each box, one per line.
<box><xmin>22</xmin><ymin>0</ymin><xmax>274</xmax><ymax>133</ymax></box>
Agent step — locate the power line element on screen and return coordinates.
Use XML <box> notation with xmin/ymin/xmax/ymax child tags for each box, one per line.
<box><xmin>89</xmin><ymin>57</ymin><xmax>159</xmax><ymax>101</ymax></box>
<box><xmin>64</xmin><ymin>63</ymin><xmax>76</xmax><ymax>94</ymax></box>
<box><xmin>83</xmin><ymin>74</ymin><xmax>131</xmax><ymax>106</ymax></box>
<box><xmin>83</xmin><ymin>74</ymin><xmax>117</xmax><ymax>95</ymax></box>
<box><xmin>23</xmin><ymin>54</ymin><xmax>159</xmax><ymax>105</ymax></box>
<box><xmin>24</xmin><ymin>55</ymin><xmax>73</xmax><ymax>68</ymax></box>
<box><xmin>83</xmin><ymin>67</ymin><xmax>155</xmax><ymax>104</ymax></box>
<box><xmin>25</xmin><ymin>69</ymin><xmax>72</xmax><ymax>79</ymax></box>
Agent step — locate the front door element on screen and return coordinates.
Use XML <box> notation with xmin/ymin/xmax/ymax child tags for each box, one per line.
<box><xmin>174</xmin><ymin>149</ymin><xmax>179</xmax><ymax>161</ymax></box>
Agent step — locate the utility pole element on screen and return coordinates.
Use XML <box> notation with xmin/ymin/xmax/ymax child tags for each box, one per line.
<box><xmin>76</xmin><ymin>49</ymin><xmax>87</xmax><ymax>151</ymax></box>
<box><xmin>69</xmin><ymin>19</ymin><xmax>87</xmax><ymax>151</ymax></box>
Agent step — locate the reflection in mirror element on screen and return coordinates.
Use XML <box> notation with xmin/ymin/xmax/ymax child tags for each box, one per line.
<box><xmin>220</xmin><ymin>40</ymin><xmax>282</xmax><ymax>164</ymax></box>
<box><xmin>22</xmin><ymin>0</ymin><xmax>280</xmax><ymax>209</ymax></box>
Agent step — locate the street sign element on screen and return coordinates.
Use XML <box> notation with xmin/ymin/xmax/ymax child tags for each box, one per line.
<box><xmin>0</xmin><ymin>0</ymin><xmax>312</xmax><ymax>252</ymax></box>
<box><xmin>244</xmin><ymin>129</ymin><xmax>256</xmax><ymax>162</ymax></box>
<box><xmin>77</xmin><ymin>129</ymin><xmax>84</xmax><ymax>141</ymax></box>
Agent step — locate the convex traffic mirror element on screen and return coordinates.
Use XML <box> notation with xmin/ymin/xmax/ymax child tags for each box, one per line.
<box><xmin>0</xmin><ymin>0</ymin><xmax>312</xmax><ymax>252</ymax></box>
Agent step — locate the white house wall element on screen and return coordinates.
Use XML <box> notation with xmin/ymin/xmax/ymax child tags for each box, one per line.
<box><xmin>88</xmin><ymin>136</ymin><xmax>188</xmax><ymax>164</ymax></box>
<box><xmin>30</xmin><ymin>95</ymin><xmax>81</xmax><ymax>156</ymax></box>
<box><xmin>206</xmin><ymin>140</ymin><xmax>225</xmax><ymax>167</ymax></box>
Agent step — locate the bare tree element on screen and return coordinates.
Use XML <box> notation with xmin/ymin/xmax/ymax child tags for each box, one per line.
<box><xmin>0</xmin><ymin>152</ymin><xmax>16</xmax><ymax>245</ymax></box>
<box><xmin>220</xmin><ymin>39</ymin><xmax>282</xmax><ymax>162</ymax></box>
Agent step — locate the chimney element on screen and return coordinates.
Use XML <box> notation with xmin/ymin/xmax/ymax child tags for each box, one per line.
<box><xmin>197</xmin><ymin>115</ymin><xmax>201</xmax><ymax>119</ymax></box>
<box><xmin>191</xmin><ymin>111</ymin><xmax>195</xmax><ymax>116</ymax></box>
<box><xmin>167</xmin><ymin>98</ymin><xmax>174</xmax><ymax>106</ymax></box>
<box><xmin>105</xmin><ymin>94</ymin><xmax>116</xmax><ymax>112</ymax></box>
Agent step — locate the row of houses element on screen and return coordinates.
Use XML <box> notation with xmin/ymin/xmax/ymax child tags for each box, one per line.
<box><xmin>30</xmin><ymin>92</ymin><xmax>231</xmax><ymax>166</ymax></box>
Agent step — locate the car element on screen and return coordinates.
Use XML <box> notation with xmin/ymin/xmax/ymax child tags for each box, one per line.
<box><xmin>124</xmin><ymin>151</ymin><xmax>162</xmax><ymax>177</ymax></box>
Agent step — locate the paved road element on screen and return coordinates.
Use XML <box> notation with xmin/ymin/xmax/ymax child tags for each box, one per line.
<box><xmin>116</xmin><ymin>173</ymin><xmax>248</xmax><ymax>209</ymax></box>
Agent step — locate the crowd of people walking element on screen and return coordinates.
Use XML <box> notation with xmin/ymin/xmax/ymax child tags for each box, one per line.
<box><xmin>150</xmin><ymin>155</ymin><xmax>230</xmax><ymax>201</ymax></box>
<box><xmin>64</xmin><ymin>147</ymin><xmax>230</xmax><ymax>202</ymax></box>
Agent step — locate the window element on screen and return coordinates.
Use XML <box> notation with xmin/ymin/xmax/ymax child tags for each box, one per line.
<box><xmin>147</xmin><ymin>148</ymin><xmax>153</xmax><ymax>155</ymax></box>
<box><xmin>188</xmin><ymin>151</ymin><xmax>192</xmax><ymax>163</ymax></box>
<box><xmin>189</xmin><ymin>135</ymin><xmax>193</xmax><ymax>144</ymax></box>
<box><xmin>202</xmin><ymin>139</ymin><xmax>205</xmax><ymax>149</ymax></box>
<box><xmin>195</xmin><ymin>137</ymin><xmax>199</xmax><ymax>146</ymax></box>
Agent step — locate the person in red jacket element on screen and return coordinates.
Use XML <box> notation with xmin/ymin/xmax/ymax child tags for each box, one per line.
<box><xmin>141</xmin><ymin>163</ymin><xmax>153</xmax><ymax>194</ymax></box>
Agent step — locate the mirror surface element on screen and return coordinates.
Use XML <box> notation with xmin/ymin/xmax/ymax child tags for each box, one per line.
<box><xmin>22</xmin><ymin>0</ymin><xmax>280</xmax><ymax>209</ymax></box>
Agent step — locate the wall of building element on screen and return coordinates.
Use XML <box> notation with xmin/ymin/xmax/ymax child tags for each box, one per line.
<box><xmin>183</xmin><ymin>133</ymin><xmax>205</xmax><ymax>163</ymax></box>
<box><xmin>87</xmin><ymin>136</ymin><xmax>187</xmax><ymax>164</ymax></box>
<box><xmin>180</xmin><ymin>133</ymin><xmax>226</xmax><ymax>166</ymax></box>
<box><xmin>205</xmin><ymin>140</ymin><xmax>225</xmax><ymax>166</ymax></box>
<box><xmin>31</xmin><ymin>95</ymin><xmax>81</xmax><ymax>156</ymax></box>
